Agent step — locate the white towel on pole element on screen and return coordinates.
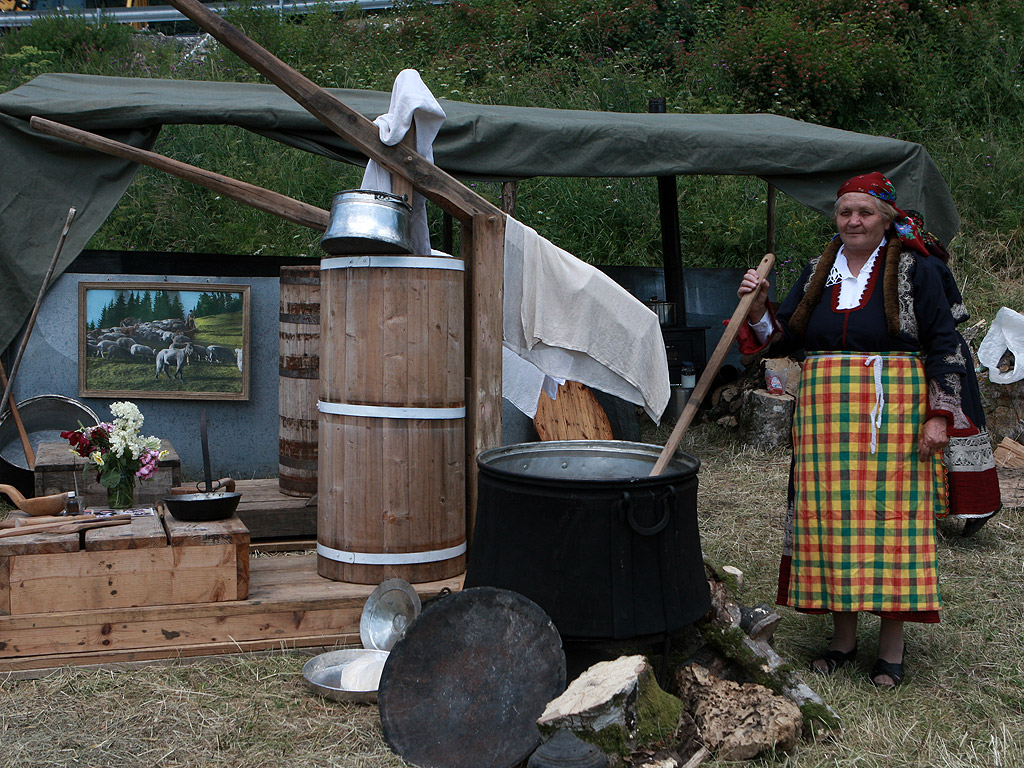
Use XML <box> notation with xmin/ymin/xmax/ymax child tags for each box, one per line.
<box><xmin>361</xmin><ymin>69</ymin><xmax>446</xmax><ymax>256</ymax></box>
<box><xmin>503</xmin><ymin>216</ymin><xmax>670</xmax><ymax>422</ymax></box>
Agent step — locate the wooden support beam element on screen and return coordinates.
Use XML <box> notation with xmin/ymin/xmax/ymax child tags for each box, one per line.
<box><xmin>165</xmin><ymin>0</ymin><xmax>502</xmax><ymax>224</ymax></box>
<box><xmin>462</xmin><ymin>213</ymin><xmax>505</xmax><ymax>548</ymax></box>
<box><xmin>30</xmin><ymin>117</ymin><xmax>330</xmax><ymax>232</ymax></box>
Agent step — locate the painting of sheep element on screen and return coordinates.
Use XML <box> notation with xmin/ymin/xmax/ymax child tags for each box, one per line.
<box><xmin>78</xmin><ymin>282</ymin><xmax>250</xmax><ymax>400</ymax></box>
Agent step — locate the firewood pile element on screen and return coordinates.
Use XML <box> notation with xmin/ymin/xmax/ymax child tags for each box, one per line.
<box><xmin>534</xmin><ymin>563</ymin><xmax>835</xmax><ymax>768</ymax></box>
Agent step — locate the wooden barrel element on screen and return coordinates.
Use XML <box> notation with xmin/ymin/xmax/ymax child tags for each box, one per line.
<box><xmin>318</xmin><ymin>255</ymin><xmax>466</xmax><ymax>584</ymax></box>
<box><xmin>279</xmin><ymin>265</ymin><xmax>320</xmax><ymax>497</ymax></box>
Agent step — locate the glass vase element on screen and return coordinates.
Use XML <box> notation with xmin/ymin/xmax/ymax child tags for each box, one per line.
<box><xmin>106</xmin><ymin>472</ymin><xmax>136</xmax><ymax>510</ymax></box>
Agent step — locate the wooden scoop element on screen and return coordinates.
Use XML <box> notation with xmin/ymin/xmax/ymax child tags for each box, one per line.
<box><xmin>0</xmin><ymin>484</ymin><xmax>68</xmax><ymax>516</ymax></box>
<box><xmin>0</xmin><ymin>514</ymin><xmax>129</xmax><ymax>538</ymax></box>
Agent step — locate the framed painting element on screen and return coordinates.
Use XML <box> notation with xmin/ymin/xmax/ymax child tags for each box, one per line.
<box><xmin>78</xmin><ymin>282</ymin><xmax>251</xmax><ymax>400</ymax></box>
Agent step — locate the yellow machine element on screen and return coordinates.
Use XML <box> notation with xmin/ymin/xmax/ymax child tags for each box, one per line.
<box><xmin>0</xmin><ymin>0</ymin><xmax>32</xmax><ymax>11</ymax></box>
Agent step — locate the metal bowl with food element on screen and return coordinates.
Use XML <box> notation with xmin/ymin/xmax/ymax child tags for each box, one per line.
<box><xmin>302</xmin><ymin>649</ymin><xmax>390</xmax><ymax>703</ymax></box>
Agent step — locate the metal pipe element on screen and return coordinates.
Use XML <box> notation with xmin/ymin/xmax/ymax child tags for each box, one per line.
<box><xmin>649</xmin><ymin>97</ymin><xmax>685</xmax><ymax>326</ymax></box>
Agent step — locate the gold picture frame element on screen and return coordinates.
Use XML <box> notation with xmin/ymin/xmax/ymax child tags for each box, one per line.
<box><xmin>78</xmin><ymin>282</ymin><xmax>251</xmax><ymax>401</ymax></box>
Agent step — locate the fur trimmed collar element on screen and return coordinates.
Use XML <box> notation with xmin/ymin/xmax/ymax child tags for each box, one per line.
<box><xmin>788</xmin><ymin>235</ymin><xmax>905</xmax><ymax>339</ymax></box>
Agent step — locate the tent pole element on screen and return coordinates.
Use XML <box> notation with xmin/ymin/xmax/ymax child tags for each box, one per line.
<box><xmin>766</xmin><ymin>181</ymin><xmax>777</xmax><ymax>255</ymax></box>
<box><xmin>650</xmin><ymin>97</ymin><xmax>685</xmax><ymax>326</ymax></box>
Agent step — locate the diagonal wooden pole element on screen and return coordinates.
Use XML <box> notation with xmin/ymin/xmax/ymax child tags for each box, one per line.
<box><xmin>165</xmin><ymin>0</ymin><xmax>502</xmax><ymax>224</ymax></box>
<box><xmin>30</xmin><ymin>117</ymin><xmax>330</xmax><ymax>232</ymax></box>
<box><xmin>0</xmin><ymin>206</ymin><xmax>76</xmax><ymax>472</ymax></box>
<box><xmin>650</xmin><ymin>252</ymin><xmax>775</xmax><ymax>476</ymax></box>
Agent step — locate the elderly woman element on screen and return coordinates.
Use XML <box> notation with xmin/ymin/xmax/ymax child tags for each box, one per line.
<box><xmin>736</xmin><ymin>172</ymin><xmax>999</xmax><ymax>688</ymax></box>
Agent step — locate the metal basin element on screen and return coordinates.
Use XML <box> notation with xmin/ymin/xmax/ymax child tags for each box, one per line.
<box><xmin>302</xmin><ymin>649</ymin><xmax>390</xmax><ymax>703</ymax></box>
<box><xmin>0</xmin><ymin>395</ymin><xmax>99</xmax><ymax>497</ymax></box>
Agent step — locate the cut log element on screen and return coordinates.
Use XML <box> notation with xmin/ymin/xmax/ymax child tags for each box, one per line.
<box><xmin>675</xmin><ymin>664</ymin><xmax>802</xmax><ymax>761</ymax></box>
<box><xmin>739</xmin><ymin>388</ymin><xmax>795</xmax><ymax>450</ymax></box>
<box><xmin>538</xmin><ymin>655</ymin><xmax>683</xmax><ymax>756</ymax></box>
<box><xmin>994</xmin><ymin>437</ymin><xmax>1024</xmax><ymax>468</ymax></box>
<box><xmin>698</xmin><ymin>576</ymin><xmax>838</xmax><ymax>725</ymax></box>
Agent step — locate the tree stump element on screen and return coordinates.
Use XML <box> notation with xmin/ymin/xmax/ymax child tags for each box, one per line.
<box><xmin>538</xmin><ymin>655</ymin><xmax>683</xmax><ymax>757</ymax></box>
<box><xmin>739</xmin><ymin>389</ymin><xmax>795</xmax><ymax>449</ymax></box>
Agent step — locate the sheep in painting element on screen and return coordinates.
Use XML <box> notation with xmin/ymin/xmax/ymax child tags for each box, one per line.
<box><xmin>130</xmin><ymin>344</ymin><xmax>156</xmax><ymax>360</ymax></box>
<box><xmin>235</xmin><ymin>348</ymin><xmax>243</xmax><ymax>373</ymax></box>
<box><xmin>155</xmin><ymin>345</ymin><xmax>192</xmax><ymax>380</ymax></box>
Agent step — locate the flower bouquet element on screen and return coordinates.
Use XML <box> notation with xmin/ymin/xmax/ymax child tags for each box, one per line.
<box><xmin>61</xmin><ymin>401</ymin><xmax>167</xmax><ymax>509</ymax></box>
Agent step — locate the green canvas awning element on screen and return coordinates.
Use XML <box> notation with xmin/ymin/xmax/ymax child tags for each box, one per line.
<box><xmin>0</xmin><ymin>73</ymin><xmax>960</xmax><ymax>350</ymax></box>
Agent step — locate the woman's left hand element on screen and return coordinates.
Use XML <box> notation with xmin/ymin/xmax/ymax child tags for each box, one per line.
<box><xmin>919</xmin><ymin>416</ymin><xmax>949</xmax><ymax>459</ymax></box>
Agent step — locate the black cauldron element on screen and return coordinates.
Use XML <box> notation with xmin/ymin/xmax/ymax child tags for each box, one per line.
<box><xmin>466</xmin><ymin>440</ymin><xmax>711</xmax><ymax>641</ymax></box>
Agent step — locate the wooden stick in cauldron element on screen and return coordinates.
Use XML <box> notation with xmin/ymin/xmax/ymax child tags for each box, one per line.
<box><xmin>650</xmin><ymin>252</ymin><xmax>776</xmax><ymax>476</ymax></box>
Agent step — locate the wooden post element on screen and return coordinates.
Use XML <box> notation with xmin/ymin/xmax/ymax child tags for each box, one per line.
<box><xmin>500</xmin><ymin>181</ymin><xmax>517</xmax><ymax>216</ymax></box>
<box><xmin>463</xmin><ymin>213</ymin><xmax>505</xmax><ymax>548</ymax></box>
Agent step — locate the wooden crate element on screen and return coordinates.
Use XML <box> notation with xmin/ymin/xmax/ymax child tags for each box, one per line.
<box><xmin>34</xmin><ymin>439</ymin><xmax>181</xmax><ymax>508</ymax></box>
<box><xmin>0</xmin><ymin>509</ymin><xmax>248</xmax><ymax>616</ymax></box>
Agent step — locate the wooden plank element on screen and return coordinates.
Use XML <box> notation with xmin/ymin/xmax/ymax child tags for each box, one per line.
<box><xmin>249</xmin><ymin>539</ymin><xmax>316</xmax><ymax>554</ymax></box>
<box><xmin>164</xmin><ymin>0</ymin><xmax>502</xmax><ymax>224</ymax></box>
<box><xmin>0</xmin><ymin>530</ymin><xmax>79</xmax><ymax>557</ymax></box>
<box><xmin>998</xmin><ymin>468</ymin><xmax>1024</xmax><ymax>508</ymax></box>
<box><xmin>534</xmin><ymin>380</ymin><xmax>614</xmax><ymax>441</ymax></box>
<box><xmin>163</xmin><ymin>514</ymin><xmax>249</xmax><ymax>548</ymax></box>
<box><xmin>86</xmin><ymin>511</ymin><xmax>166</xmax><ymax>551</ymax></box>
<box><xmin>0</xmin><ymin>554</ymin><xmax>461</xmax><ymax>631</ymax></box>
<box><xmin>0</xmin><ymin>634</ymin><xmax>361</xmax><ymax>675</ymax></box>
<box><xmin>994</xmin><ymin>437</ymin><xmax>1024</xmax><ymax>468</ymax></box>
<box><xmin>0</xmin><ymin>555</ymin><xmax>462</xmax><ymax>667</ymax></box>
<box><xmin>463</xmin><ymin>213</ymin><xmax>505</xmax><ymax>548</ymax></box>
<box><xmin>0</xmin><ymin>556</ymin><xmax>9</xmax><ymax>615</ymax></box>
<box><xmin>30</xmin><ymin>117</ymin><xmax>331</xmax><ymax>232</ymax></box>
<box><xmin>0</xmin><ymin>601</ymin><xmax>360</xmax><ymax>659</ymax></box>
<box><xmin>237</xmin><ymin>507</ymin><xmax>316</xmax><ymax>541</ymax></box>
<box><xmin>6</xmin><ymin>544</ymin><xmax>239</xmax><ymax>614</ymax></box>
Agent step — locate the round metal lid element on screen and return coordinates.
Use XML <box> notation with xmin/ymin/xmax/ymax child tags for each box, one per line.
<box><xmin>360</xmin><ymin>578</ymin><xmax>422</xmax><ymax>651</ymax></box>
<box><xmin>378</xmin><ymin>587</ymin><xmax>566</xmax><ymax>768</ymax></box>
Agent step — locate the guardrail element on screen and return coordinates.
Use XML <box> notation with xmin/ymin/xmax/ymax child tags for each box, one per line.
<box><xmin>0</xmin><ymin>0</ymin><xmax>442</xmax><ymax>28</ymax></box>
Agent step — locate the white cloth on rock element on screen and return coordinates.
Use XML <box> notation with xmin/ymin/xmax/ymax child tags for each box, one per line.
<box><xmin>503</xmin><ymin>216</ymin><xmax>669</xmax><ymax>422</ymax></box>
<box><xmin>360</xmin><ymin>69</ymin><xmax>446</xmax><ymax>256</ymax></box>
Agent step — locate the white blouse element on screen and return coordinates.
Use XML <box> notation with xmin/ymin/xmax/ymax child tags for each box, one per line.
<box><xmin>748</xmin><ymin>238</ymin><xmax>886</xmax><ymax>343</ymax></box>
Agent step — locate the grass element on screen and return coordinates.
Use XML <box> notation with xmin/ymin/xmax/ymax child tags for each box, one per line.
<box><xmin>2</xmin><ymin>424</ymin><xmax>1022</xmax><ymax>768</ymax></box>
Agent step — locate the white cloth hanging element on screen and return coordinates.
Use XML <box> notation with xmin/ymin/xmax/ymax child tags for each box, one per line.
<box><xmin>502</xmin><ymin>216</ymin><xmax>670</xmax><ymax>422</ymax></box>
<box><xmin>361</xmin><ymin>69</ymin><xmax>446</xmax><ymax>256</ymax></box>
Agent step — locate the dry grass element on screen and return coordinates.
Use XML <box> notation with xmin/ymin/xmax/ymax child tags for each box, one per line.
<box><xmin>2</xmin><ymin>424</ymin><xmax>1023</xmax><ymax>768</ymax></box>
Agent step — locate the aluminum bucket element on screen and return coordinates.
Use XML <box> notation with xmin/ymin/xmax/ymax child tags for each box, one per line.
<box><xmin>320</xmin><ymin>189</ymin><xmax>414</xmax><ymax>255</ymax></box>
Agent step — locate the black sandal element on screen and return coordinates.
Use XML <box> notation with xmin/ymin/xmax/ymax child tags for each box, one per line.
<box><xmin>870</xmin><ymin>656</ymin><xmax>905</xmax><ymax>689</ymax></box>
<box><xmin>811</xmin><ymin>644</ymin><xmax>857</xmax><ymax>674</ymax></box>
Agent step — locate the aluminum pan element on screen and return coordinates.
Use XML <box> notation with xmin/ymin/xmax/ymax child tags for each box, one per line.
<box><xmin>360</xmin><ymin>578</ymin><xmax>421</xmax><ymax>651</ymax></box>
<box><xmin>0</xmin><ymin>395</ymin><xmax>99</xmax><ymax>471</ymax></box>
<box><xmin>302</xmin><ymin>649</ymin><xmax>390</xmax><ymax>703</ymax></box>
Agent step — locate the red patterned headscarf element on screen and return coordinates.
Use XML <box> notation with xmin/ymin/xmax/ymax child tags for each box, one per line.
<box><xmin>837</xmin><ymin>172</ymin><xmax>930</xmax><ymax>257</ymax></box>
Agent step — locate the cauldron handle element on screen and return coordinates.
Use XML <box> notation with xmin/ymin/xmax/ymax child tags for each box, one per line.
<box><xmin>621</xmin><ymin>488</ymin><xmax>674</xmax><ymax>536</ymax></box>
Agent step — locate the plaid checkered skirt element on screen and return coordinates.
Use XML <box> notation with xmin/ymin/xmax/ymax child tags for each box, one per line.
<box><xmin>786</xmin><ymin>352</ymin><xmax>944</xmax><ymax>614</ymax></box>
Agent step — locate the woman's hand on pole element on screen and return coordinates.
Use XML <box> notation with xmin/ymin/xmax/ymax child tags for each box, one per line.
<box><xmin>738</xmin><ymin>268</ymin><xmax>770</xmax><ymax>323</ymax></box>
<box><xmin>919</xmin><ymin>416</ymin><xmax>949</xmax><ymax>459</ymax></box>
